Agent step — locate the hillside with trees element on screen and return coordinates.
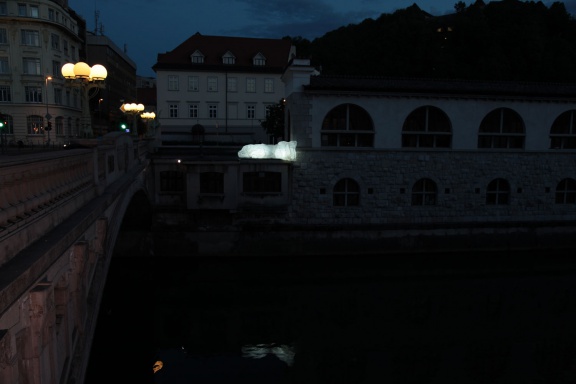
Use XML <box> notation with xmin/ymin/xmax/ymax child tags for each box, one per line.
<box><xmin>287</xmin><ymin>0</ymin><xmax>576</xmax><ymax>82</ymax></box>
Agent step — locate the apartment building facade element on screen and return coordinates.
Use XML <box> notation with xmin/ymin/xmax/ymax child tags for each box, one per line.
<box><xmin>152</xmin><ymin>33</ymin><xmax>295</xmax><ymax>146</ymax></box>
<box><xmin>0</xmin><ymin>0</ymin><xmax>87</xmax><ymax>146</ymax></box>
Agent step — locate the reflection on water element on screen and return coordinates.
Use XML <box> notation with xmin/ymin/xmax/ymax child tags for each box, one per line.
<box><xmin>85</xmin><ymin>251</ymin><xmax>576</xmax><ymax>383</ymax></box>
<box><xmin>241</xmin><ymin>343</ymin><xmax>296</xmax><ymax>366</ymax></box>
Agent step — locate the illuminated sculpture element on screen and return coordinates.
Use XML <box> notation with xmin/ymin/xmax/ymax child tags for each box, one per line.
<box><xmin>238</xmin><ymin>141</ymin><xmax>297</xmax><ymax>161</ymax></box>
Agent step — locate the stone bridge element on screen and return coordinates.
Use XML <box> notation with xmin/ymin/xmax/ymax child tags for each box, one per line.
<box><xmin>0</xmin><ymin>133</ymin><xmax>153</xmax><ymax>384</ymax></box>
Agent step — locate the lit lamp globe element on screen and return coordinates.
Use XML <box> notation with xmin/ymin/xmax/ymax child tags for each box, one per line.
<box><xmin>90</xmin><ymin>64</ymin><xmax>107</xmax><ymax>81</ymax></box>
<box><xmin>61</xmin><ymin>63</ymin><xmax>76</xmax><ymax>79</ymax></box>
<box><xmin>73</xmin><ymin>62</ymin><xmax>91</xmax><ymax>79</ymax></box>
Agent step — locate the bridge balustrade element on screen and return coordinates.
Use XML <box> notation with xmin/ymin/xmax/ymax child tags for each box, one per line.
<box><xmin>0</xmin><ymin>133</ymin><xmax>149</xmax><ymax>269</ymax></box>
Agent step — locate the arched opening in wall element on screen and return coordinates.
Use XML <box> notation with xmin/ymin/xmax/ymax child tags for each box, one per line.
<box><xmin>122</xmin><ymin>190</ymin><xmax>153</xmax><ymax>230</ymax></box>
<box><xmin>87</xmin><ymin>190</ymin><xmax>156</xmax><ymax>383</ymax></box>
<box><xmin>113</xmin><ymin>190</ymin><xmax>154</xmax><ymax>257</ymax></box>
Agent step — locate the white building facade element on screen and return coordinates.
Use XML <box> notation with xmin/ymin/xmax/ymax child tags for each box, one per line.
<box><xmin>153</xmin><ymin>33</ymin><xmax>295</xmax><ymax>146</ymax></box>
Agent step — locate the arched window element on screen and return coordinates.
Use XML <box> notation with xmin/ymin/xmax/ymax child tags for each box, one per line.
<box><xmin>402</xmin><ymin>106</ymin><xmax>451</xmax><ymax>148</ymax></box>
<box><xmin>411</xmin><ymin>178</ymin><xmax>437</xmax><ymax>205</ymax></box>
<box><xmin>486</xmin><ymin>178</ymin><xmax>510</xmax><ymax>205</ymax></box>
<box><xmin>55</xmin><ymin>116</ymin><xmax>64</xmax><ymax>135</ymax></box>
<box><xmin>2</xmin><ymin>114</ymin><xmax>13</xmax><ymax>134</ymax></box>
<box><xmin>67</xmin><ymin>117</ymin><xmax>72</xmax><ymax>137</ymax></box>
<box><xmin>321</xmin><ymin>104</ymin><xmax>373</xmax><ymax>147</ymax></box>
<box><xmin>555</xmin><ymin>178</ymin><xmax>576</xmax><ymax>204</ymax></box>
<box><xmin>333</xmin><ymin>178</ymin><xmax>360</xmax><ymax>206</ymax></box>
<box><xmin>27</xmin><ymin>115</ymin><xmax>43</xmax><ymax>135</ymax></box>
<box><xmin>74</xmin><ymin>118</ymin><xmax>80</xmax><ymax>137</ymax></box>
<box><xmin>550</xmin><ymin>110</ymin><xmax>576</xmax><ymax>149</ymax></box>
<box><xmin>478</xmin><ymin>108</ymin><xmax>525</xmax><ymax>149</ymax></box>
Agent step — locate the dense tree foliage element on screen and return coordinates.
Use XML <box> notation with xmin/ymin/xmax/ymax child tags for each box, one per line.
<box><xmin>287</xmin><ymin>0</ymin><xmax>576</xmax><ymax>82</ymax></box>
<box><xmin>260</xmin><ymin>99</ymin><xmax>285</xmax><ymax>141</ymax></box>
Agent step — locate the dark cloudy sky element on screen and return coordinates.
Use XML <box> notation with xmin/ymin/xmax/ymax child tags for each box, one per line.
<box><xmin>68</xmin><ymin>0</ymin><xmax>575</xmax><ymax>78</ymax></box>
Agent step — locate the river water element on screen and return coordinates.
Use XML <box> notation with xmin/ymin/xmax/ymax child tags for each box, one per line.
<box><xmin>84</xmin><ymin>249</ymin><xmax>576</xmax><ymax>384</ymax></box>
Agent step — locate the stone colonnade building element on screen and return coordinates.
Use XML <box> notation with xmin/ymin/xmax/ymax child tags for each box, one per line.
<box><xmin>275</xmin><ymin>59</ymin><xmax>576</xmax><ymax>252</ymax></box>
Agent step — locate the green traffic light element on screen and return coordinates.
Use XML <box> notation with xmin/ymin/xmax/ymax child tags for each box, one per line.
<box><xmin>120</xmin><ymin>123</ymin><xmax>127</xmax><ymax>130</ymax></box>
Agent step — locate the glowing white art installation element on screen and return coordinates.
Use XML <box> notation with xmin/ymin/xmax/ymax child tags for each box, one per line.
<box><xmin>238</xmin><ymin>141</ymin><xmax>297</xmax><ymax>161</ymax></box>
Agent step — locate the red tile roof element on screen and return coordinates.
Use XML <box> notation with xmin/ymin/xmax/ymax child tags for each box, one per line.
<box><xmin>153</xmin><ymin>32</ymin><xmax>294</xmax><ymax>73</ymax></box>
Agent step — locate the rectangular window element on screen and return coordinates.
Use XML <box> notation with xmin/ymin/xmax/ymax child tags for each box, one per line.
<box><xmin>246</xmin><ymin>78</ymin><xmax>256</xmax><ymax>93</ymax></box>
<box><xmin>48</xmin><ymin>8</ymin><xmax>54</xmax><ymax>20</ymax></box>
<box><xmin>243</xmin><ymin>172</ymin><xmax>281</xmax><ymax>193</ymax></box>
<box><xmin>18</xmin><ymin>4</ymin><xmax>26</xmax><ymax>16</ymax></box>
<box><xmin>64</xmin><ymin>40</ymin><xmax>69</xmax><ymax>56</ymax></box>
<box><xmin>25</xmin><ymin>86</ymin><xmax>42</xmax><ymax>102</ymax></box>
<box><xmin>200</xmin><ymin>172</ymin><xmax>224</xmax><ymax>194</ymax></box>
<box><xmin>29</xmin><ymin>5</ymin><xmax>39</xmax><ymax>17</ymax></box>
<box><xmin>189</xmin><ymin>104</ymin><xmax>198</xmax><ymax>118</ymax></box>
<box><xmin>192</xmin><ymin>55</ymin><xmax>204</xmax><ymax>64</ymax></box>
<box><xmin>0</xmin><ymin>85</ymin><xmax>11</xmax><ymax>102</ymax></box>
<box><xmin>253</xmin><ymin>58</ymin><xmax>265</xmax><ymax>66</ymax></box>
<box><xmin>22</xmin><ymin>57</ymin><xmax>41</xmax><ymax>74</ymax></box>
<box><xmin>207</xmin><ymin>76</ymin><xmax>217</xmax><ymax>92</ymax></box>
<box><xmin>0</xmin><ymin>3</ymin><xmax>7</xmax><ymax>15</ymax></box>
<box><xmin>71</xmin><ymin>45</ymin><xmax>75</xmax><ymax>60</ymax></box>
<box><xmin>21</xmin><ymin>30</ymin><xmax>40</xmax><ymax>46</ymax></box>
<box><xmin>0</xmin><ymin>57</ymin><xmax>8</xmax><ymax>74</ymax></box>
<box><xmin>209</xmin><ymin>105</ymin><xmax>217</xmax><ymax>119</ymax></box>
<box><xmin>168</xmin><ymin>75</ymin><xmax>179</xmax><ymax>91</ymax></box>
<box><xmin>52</xmin><ymin>60</ymin><xmax>61</xmax><ymax>77</ymax></box>
<box><xmin>51</xmin><ymin>33</ymin><xmax>60</xmax><ymax>50</ymax></box>
<box><xmin>264</xmin><ymin>78</ymin><xmax>274</xmax><ymax>93</ymax></box>
<box><xmin>223</xmin><ymin>56</ymin><xmax>235</xmax><ymax>65</ymax></box>
<box><xmin>0</xmin><ymin>28</ymin><xmax>7</xmax><ymax>44</ymax></box>
<box><xmin>247</xmin><ymin>105</ymin><xmax>255</xmax><ymax>119</ymax></box>
<box><xmin>227</xmin><ymin>77</ymin><xmax>237</xmax><ymax>92</ymax></box>
<box><xmin>160</xmin><ymin>171</ymin><xmax>185</xmax><ymax>193</ymax></box>
<box><xmin>55</xmin><ymin>117</ymin><xmax>63</xmax><ymax>135</ymax></box>
<box><xmin>54</xmin><ymin>88</ymin><xmax>62</xmax><ymax>104</ymax></box>
<box><xmin>169</xmin><ymin>104</ymin><xmax>178</xmax><ymax>118</ymax></box>
<box><xmin>188</xmin><ymin>76</ymin><xmax>199</xmax><ymax>91</ymax></box>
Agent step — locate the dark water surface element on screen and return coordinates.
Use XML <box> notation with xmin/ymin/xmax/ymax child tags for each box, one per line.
<box><xmin>85</xmin><ymin>250</ymin><xmax>576</xmax><ymax>383</ymax></box>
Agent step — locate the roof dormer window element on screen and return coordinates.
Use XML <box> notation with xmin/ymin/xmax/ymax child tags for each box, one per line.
<box><xmin>253</xmin><ymin>53</ymin><xmax>266</xmax><ymax>66</ymax></box>
<box><xmin>222</xmin><ymin>51</ymin><xmax>235</xmax><ymax>65</ymax></box>
<box><xmin>191</xmin><ymin>50</ymin><xmax>204</xmax><ymax>64</ymax></box>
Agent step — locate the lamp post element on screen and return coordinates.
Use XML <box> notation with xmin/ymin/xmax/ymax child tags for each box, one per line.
<box><xmin>120</xmin><ymin>102</ymin><xmax>144</xmax><ymax>136</ymax></box>
<box><xmin>140</xmin><ymin>111</ymin><xmax>156</xmax><ymax>138</ymax></box>
<box><xmin>98</xmin><ymin>98</ymin><xmax>104</xmax><ymax>135</ymax></box>
<box><xmin>61</xmin><ymin>62</ymin><xmax>107</xmax><ymax>138</ymax></box>
<box><xmin>45</xmin><ymin>76</ymin><xmax>52</xmax><ymax>145</ymax></box>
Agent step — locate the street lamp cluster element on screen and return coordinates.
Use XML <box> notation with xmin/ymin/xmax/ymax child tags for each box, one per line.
<box><xmin>61</xmin><ymin>62</ymin><xmax>107</xmax><ymax>138</ymax></box>
<box><xmin>60</xmin><ymin>62</ymin><xmax>156</xmax><ymax>139</ymax></box>
<box><xmin>120</xmin><ymin>103</ymin><xmax>156</xmax><ymax>137</ymax></box>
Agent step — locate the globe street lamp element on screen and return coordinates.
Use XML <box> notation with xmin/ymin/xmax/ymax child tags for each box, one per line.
<box><xmin>120</xmin><ymin>102</ymin><xmax>144</xmax><ymax>136</ymax></box>
<box><xmin>140</xmin><ymin>111</ymin><xmax>156</xmax><ymax>138</ymax></box>
<box><xmin>61</xmin><ymin>62</ymin><xmax>107</xmax><ymax>138</ymax></box>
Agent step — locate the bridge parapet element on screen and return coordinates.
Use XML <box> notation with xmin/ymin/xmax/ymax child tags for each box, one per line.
<box><xmin>0</xmin><ymin>133</ymin><xmax>149</xmax><ymax>268</ymax></box>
